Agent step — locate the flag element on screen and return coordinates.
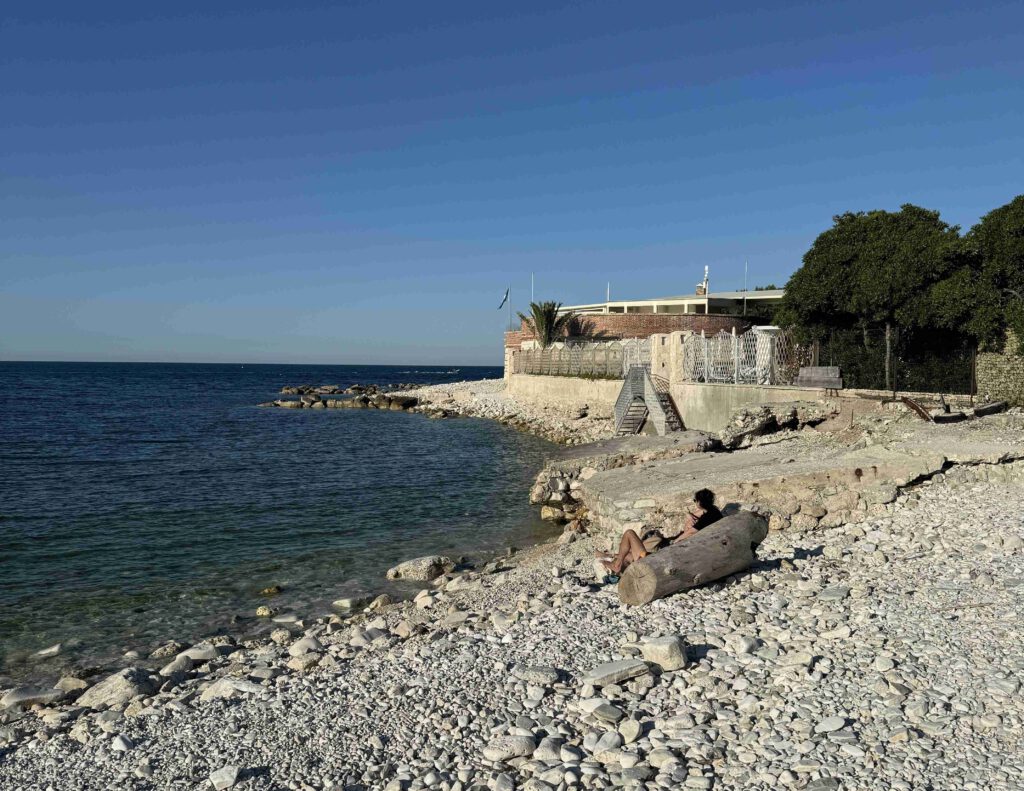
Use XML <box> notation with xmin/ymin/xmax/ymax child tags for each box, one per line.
<box><xmin>497</xmin><ymin>287</ymin><xmax>509</xmax><ymax>309</ymax></box>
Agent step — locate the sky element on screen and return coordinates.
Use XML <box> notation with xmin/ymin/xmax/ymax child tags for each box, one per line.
<box><xmin>2</xmin><ymin>1</ymin><xmax>1023</xmax><ymax>365</ymax></box>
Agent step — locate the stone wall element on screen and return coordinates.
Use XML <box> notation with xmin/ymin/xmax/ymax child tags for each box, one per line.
<box><xmin>977</xmin><ymin>331</ymin><xmax>1024</xmax><ymax>406</ymax></box>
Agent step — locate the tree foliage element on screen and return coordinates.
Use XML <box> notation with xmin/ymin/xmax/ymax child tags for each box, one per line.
<box><xmin>777</xmin><ymin>204</ymin><xmax>963</xmax><ymax>340</ymax></box>
<box><xmin>931</xmin><ymin>195</ymin><xmax>1024</xmax><ymax>351</ymax></box>
<box><xmin>517</xmin><ymin>301</ymin><xmax>576</xmax><ymax>348</ymax></box>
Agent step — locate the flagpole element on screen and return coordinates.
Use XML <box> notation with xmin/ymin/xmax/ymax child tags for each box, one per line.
<box><xmin>743</xmin><ymin>260</ymin><xmax>748</xmax><ymax>316</ymax></box>
<box><xmin>508</xmin><ymin>284</ymin><xmax>512</xmax><ymax>332</ymax></box>
<box><xmin>531</xmin><ymin>273</ymin><xmax>534</xmax><ymax>303</ymax></box>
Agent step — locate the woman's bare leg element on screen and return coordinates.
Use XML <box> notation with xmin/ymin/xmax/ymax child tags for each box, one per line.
<box><xmin>600</xmin><ymin>529</ymin><xmax>647</xmax><ymax>574</ymax></box>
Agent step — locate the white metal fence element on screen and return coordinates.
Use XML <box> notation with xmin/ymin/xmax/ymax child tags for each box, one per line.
<box><xmin>681</xmin><ymin>328</ymin><xmax>807</xmax><ymax>385</ymax></box>
<box><xmin>513</xmin><ymin>344</ymin><xmax>624</xmax><ymax>378</ymax></box>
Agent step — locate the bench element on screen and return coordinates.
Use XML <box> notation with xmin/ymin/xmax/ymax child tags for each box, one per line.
<box><xmin>795</xmin><ymin>366</ymin><xmax>843</xmax><ymax>389</ymax></box>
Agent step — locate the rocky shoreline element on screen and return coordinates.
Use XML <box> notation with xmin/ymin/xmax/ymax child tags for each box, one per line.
<box><xmin>3</xmin><ymin>384</ymin><xmax>1024</xmax><ymax>790</ymax></box>
<box><xmin>2</xmin><ymin>470</ymin><xmax>1022</xmax><ymax>790</ymax></box>
<box><xmin>257</xmin><ymin>378</ymin><xmax>614</xmax><ymax>443</ymax></box>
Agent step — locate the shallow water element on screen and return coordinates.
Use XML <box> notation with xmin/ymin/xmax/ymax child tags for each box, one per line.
<box><xmin>0</xmin><ymin>362</ymin><xmax>557</xmax><ymax>683</ymax></box>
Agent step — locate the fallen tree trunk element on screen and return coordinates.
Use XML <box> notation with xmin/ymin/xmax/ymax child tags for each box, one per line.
<box><xmin>617</xmin><ymin>511</ymin><xmax>769</xmax><ymax>606</ymax></box>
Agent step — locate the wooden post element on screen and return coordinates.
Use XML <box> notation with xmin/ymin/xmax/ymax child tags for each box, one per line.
<box><xmin>617</xmin><ymin>512</ymin><xmax>769</xmax><ymax>606</ymax></box>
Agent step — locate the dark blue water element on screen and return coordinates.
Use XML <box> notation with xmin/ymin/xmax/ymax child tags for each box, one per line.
<box><xmin>0</xmin><ymin>362</ymin><xmax>556</xmax><ymax>683</ymax></box>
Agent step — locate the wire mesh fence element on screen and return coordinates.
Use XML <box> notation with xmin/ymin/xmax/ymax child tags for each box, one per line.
<box><xmin>815</xmin><ymin>327</ymin><xmax>976</xmax><ymax>395</ymax></box>
<box><xmin>680</xmin><ymin>328</ymin><xmax>810</xmax><ymax>385</ymax></box>
<box><xmin>512</xmin><ymin>344</ymin><xmax>625</xmax><ymax>378</ymax></box>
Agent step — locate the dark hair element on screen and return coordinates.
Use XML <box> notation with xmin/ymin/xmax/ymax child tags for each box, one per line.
<box><xmin>693</xmin><ymin>488</ymin><xmax>715</xmax><ymax>509</ymax></box>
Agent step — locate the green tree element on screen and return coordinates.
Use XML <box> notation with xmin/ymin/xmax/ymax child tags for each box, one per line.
<box><xmin>778</xmin><ymin>205</ymin><xmax>963</xmax><ymax>390</ymax></box>
<box><xmin>517</xmin><ymin>301</ymin><xmax>576</xmax><ymax>348</ymax></box>
<box><xmin>931</xmin><ymin>195</ymin><xmax>1024</xmax><ymax>352</ymax></box>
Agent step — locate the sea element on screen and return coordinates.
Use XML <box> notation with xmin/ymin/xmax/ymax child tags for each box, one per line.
<box><xmin>0</xmin><ymin>362</ymin><xmax>558</xmax><ymax>684</ymax></box>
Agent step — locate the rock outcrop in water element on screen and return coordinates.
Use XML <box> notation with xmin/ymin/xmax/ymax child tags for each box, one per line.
<box><xmin>258</xmin><ymin>393</ymin><xmax>420</xmax><ymax>411</ymax></box>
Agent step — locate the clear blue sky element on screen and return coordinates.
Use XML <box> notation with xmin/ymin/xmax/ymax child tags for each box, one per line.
<box><xmin>2</xmin><ymin>1</ymin><xmax>1022</xmax><ymax>364</ymax></box>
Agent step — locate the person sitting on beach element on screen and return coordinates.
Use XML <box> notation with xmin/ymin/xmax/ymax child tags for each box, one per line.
<box><xmin>595</xmin><ymin>488</ymin><xmax>723</xmax><ymax>577</ymax></box>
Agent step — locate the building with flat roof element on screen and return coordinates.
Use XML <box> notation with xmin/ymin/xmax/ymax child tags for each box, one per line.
<box><xmin>560</xmin><ymin>288</ymin><xmax>784</xmax><ymax>317</ymax></box>
<box><xmin>558</xmin><ymin>267</ymin><xmax>785</xmax><ymax>317</ymax></box>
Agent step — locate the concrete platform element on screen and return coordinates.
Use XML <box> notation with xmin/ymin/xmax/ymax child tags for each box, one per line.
<box><xmin>578</xmin><ymin>420</ymin><xmax>1024</xmax><ymax>535</ymax></box>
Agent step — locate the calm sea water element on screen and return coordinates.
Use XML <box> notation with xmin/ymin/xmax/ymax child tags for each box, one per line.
<box><xmin>0</xmin><ymin>362</ymin><xmax>557</xmax><ymax>684</ymax></box>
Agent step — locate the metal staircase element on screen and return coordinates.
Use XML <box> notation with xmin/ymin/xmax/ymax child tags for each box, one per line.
<box><xmin>613</xmin><ymin>366</ymin><xmax>684</xmax><ymax>436</ymax></box>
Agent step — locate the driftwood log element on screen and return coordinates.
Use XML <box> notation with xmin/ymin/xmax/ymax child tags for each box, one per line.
<box><xmin>617</xmin><ymin>511</ymin><xmax>769</xmax><ymax>606</ymax></box>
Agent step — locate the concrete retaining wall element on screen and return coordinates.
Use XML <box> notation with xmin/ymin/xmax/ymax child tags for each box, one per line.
<box><xmin>507</xmin><ymin>374</ymin><xmax>623</xmax><ymax>418</ymax></box>
<box><xmin>669</xmin><ymin>382</ymin><xmax>827</xmax><ymax>432</ymax></box>
<box><xmin>505</xmin><ymin>372</ymin><xmax>618</xmax><ymax>418</ymax></box>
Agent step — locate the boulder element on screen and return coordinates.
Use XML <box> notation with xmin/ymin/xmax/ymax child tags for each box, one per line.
<box><xmin>77</xmin><ymin>668</ymin><xmax>157</xmax><ymax>710</ymax></box>
<box><xmin>540</xmin><ymin>506</ymin><xmax>566</xmax><ymax>523</ymax></box>
<box><xmin>181</xmin><ymin>642</ymin><xmax>220</xmax><ymax>662</ymax></box>
<box><xmin>0</xmin><ymin>686</ymin><xmax>64</xmax><ymax>710</ymax></box>
<box><xmin>640</xmin><ymin>636</ymin><xmax>688</xmax><ymax>670</ymax></box>
<box><xmin>386</xmin><ymin>555</ymin><xmax>455</xmax><ymax>582</ymax></box>
<box><xmin>288</xmin><ymin>637</ymin><xmax>324</xmax><ymax>657</ymax></box>
<box><xmin>482</xmin><ymin>735</ymin><xmax>536</xmax><ymax>763</ymax></box>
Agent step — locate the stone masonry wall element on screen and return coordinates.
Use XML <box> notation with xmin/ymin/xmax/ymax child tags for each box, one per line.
<box><xmin>977</xmin><ymin>330</ymin><xmax>1024</xmax><ymax>406</ymax></box>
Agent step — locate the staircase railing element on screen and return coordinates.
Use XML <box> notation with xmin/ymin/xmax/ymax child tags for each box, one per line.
<box><xmin>642</xmin><ymin>371</ymin><xmax>669</xmax><ymax>435</ymax></box>
<box><xmin>613</xmin><ymin>366</ymin><xmax>646</xmax><ymax>433</ymax></box>
<box><xmin>614</xmin><ymin>366</ymin><xmax>684</xmax><ymax>436</ymax></box>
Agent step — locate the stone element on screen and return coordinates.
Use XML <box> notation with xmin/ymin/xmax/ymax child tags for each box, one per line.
<box><xmin>159</xmin><ymin>654</ymin><xmax>193</xmax><ymax>678</ymax></box>
<box><xmin>619</xmin><ymin>718</ymin><xmax>642</xmax><ymax>744</ymax></box>
<box><xmin>181</xmin><ymin>643</ymin><xmax>220</xmax><ymax>662</ymax></box>
<box><xmin>818</xmin><ymin>585</ymin><xmax>851</xmax><ymax>602</ymax></box>
<box><xmin>55</xmin><ymin>676</ymin><xmax>89</xmax><ymax>695</ymax></box>
<box><xmin>533</xmin><ymin>737</ymin><xmax>563</xmax><ymax>762</ymax></box>
<box><xmin>210</xmin><ymin>765</ymin><xmax>240</xmax><ymax>790</ymax></box>
<box><xmin>200</xmin><ymin>677</ymin><xmax>265</xmax><ymax>702</ymax></box>
<box><xmin>581</xmin><ymin>659</ymin><xmax>650</xmax><ymax>687</ymax></box>
<box><xmin>287</xmin><ymin>654</ymin><xmax>321</xmax><ymax>673</ymax></box>
<box><xmin>367</xmin><ymin>593</ymin><xmax>394</xmax><ymax>610</ymax></box>
<box><xmin>0</xmin><ymin>686</ymin><xmax>64</xmax><ymax>710</ymax></box>
<box><xmin>288</xmin><ymin>637</ymin><xmax>324</xmax><ymax>657</ymax></box>
<box><xmin>592</xmin><ymin>703</ymin><xmax>624</xmax><ymax>723</ymax></box>
<box><xmin>32</xmin><ymin>643</ymin><xmax>62</xmax><ymax>659</ymax></box>
<box><xmin>111</xmin><ymin>734</ymin><xmax>133</xmax><ymax>752</ymax></box>
<box><xmin>539</xmin><ymin>506</ymin><xmax>566</xmax><ymax>523</ymax></box>
<box><xmin>727</xmin><ymin>635</ymin><xmax>759</xmax><ymax>654</ymax></box>
<box><xmin>814</xmin><ymin>717</ymin><xmax>847</xmax><ymax>734</ymax></box>
<box><xmin>513</xmin><ymin>665</ymin><xmax>560</xmax><ymax>685</ymax></box>
<box><xmin>386</xmin><ymin>555</ymin><xmax>455</xmax><ymax>582</ymax></box>
<box><xmin>77</xmin><ymin>668</ymin><xmax>156</xmax><ymax>710</ymax></box>
<box><xmin>333</xmin><ymin>596</ymin><xmax>370</xmax><ymax>610</ymax></box>
<box><xmin>482</xmin><ymin>735</ymin><xmax>536</xmax><ymax>762</ymax></box>
<box><xmin>640</xmin><ymin>636</ymin><xmax>688</xmax><ymax>670</ymax></box>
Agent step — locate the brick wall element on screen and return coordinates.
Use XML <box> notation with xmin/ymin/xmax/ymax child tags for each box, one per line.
<box><xmin>977</xmin><ymin>331</ymin><xmax>1024</xmax><ymax>405</ymax></box>
<box><xmin>508</xmin><ymin>314</ymin><xmax>750</xmax><ymax>346</ymax></box>
<box><xmin>504</xmin><ymin>330</ymin><xmax>526</xmax><ymax>351</ymax></box>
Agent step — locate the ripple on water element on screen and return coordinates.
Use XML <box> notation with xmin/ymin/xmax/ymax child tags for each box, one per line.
<box><xmin>0</xmin><ymin>362</ymin><xmax>556</xmax><ymax>683</ymax></box>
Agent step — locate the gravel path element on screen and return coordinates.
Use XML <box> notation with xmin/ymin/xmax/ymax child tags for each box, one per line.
<box><xmin>2</xmin><ymin>475</ymin><xmax>1022</xmax><ymax>791</ymax></box>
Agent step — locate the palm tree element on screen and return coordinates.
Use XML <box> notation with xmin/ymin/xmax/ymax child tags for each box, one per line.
<box><xmin>517</xmin><ymin>301</ymin><xmax>576</xmax><ymax>348</ymax></box>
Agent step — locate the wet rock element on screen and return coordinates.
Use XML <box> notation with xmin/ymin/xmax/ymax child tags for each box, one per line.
<box><xmin>386</xmin><ymin>555</ymin><xmax>455</xmax><ymax>582</ymax></box>
<box><xmin>77</xmin><ymin>669</ymin><xmax>156</xmax><ymax>710</ymax></box>
<box><xmin>0</xmin><ymin>686</ymin><xmax>64</xmax><ymax>710</ymax></box>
